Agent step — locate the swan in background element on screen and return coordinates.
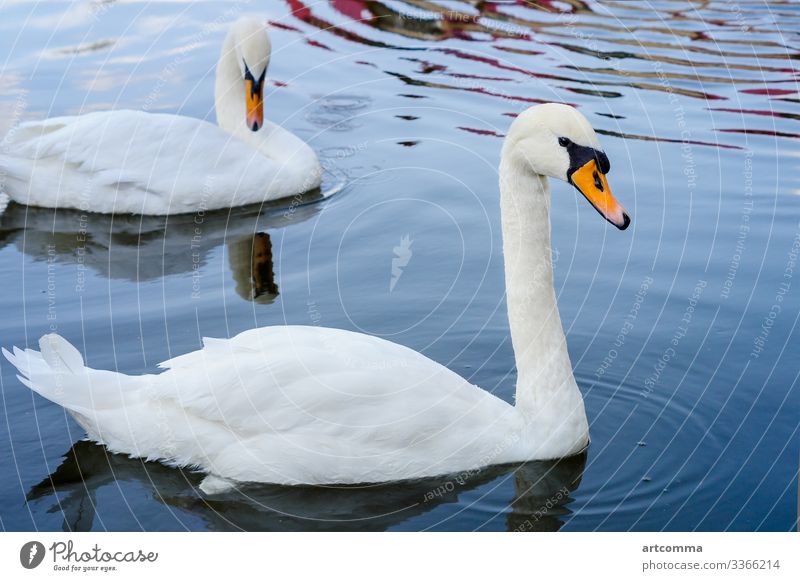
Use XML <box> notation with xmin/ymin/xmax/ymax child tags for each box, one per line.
<box><xmin>0</xmin><ymin>17</ymin><xmax>321</xmax><ymax>215</ymax></box>
<box><xmin>3</xmin><ymin>104</ymin><xmax>630</xmax><ymax>493</ymax></box>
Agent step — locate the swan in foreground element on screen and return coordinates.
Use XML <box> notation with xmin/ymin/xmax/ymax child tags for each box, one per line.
<box><xmin>3</xmin><ymin>104</ymin><xmax>630</xmax><ymax>493</ymax></box>
<box><xmin>0</xmin><ymin>17</ymin><xmax>321</xmax><ymax>215</ymax></box>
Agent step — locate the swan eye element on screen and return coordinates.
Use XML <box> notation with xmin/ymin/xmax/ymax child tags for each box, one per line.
<box><xmin>558</xmin><ymin>137</ymin><xmax>571</xmax><ymax>147</ymax></box>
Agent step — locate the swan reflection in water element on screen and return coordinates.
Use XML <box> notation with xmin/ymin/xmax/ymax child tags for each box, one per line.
<box><xmin>0</xmin><ymin>194</ymin><xmax>322</xmax><ymax>303</ymax></box>
<box><xmin>27</xmin><ymin>441</ymin><xmax>585</xmax><ymax>532</ymax></box>
<box><xmin>228</xmin><ymin>232</ymin><xmax>279</xmax><ymax>303</ymax></box>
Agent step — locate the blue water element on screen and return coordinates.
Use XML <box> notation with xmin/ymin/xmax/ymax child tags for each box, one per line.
<box><xmin>0</xmin><ymin>0</ymin><xmax>797</xmax><ymax>531</ymax></box>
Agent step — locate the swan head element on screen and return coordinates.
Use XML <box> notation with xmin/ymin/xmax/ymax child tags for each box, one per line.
<box><xmin>227</xmin><ymin>17</ymin><xmax>271</xmax><ymax>131</ymax></box>
<box><xmin>504</xmin><ymin>103</ymin><xmax>630</xmax><ymax>230</ymax></box>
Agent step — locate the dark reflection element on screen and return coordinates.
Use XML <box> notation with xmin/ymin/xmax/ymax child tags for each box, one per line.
<box><xmin>0</xmin><ymin>194</ymin><xmax>323</xmax><ymax>302</ymax></box>
<box><xmin>28</xmin><ymin>441</ymin><xmax>586</xmax><ymax>532</ymax></box>
<box><xmin>228</xmin><ymin>232</ymin><xmax>279</xmax><ymax>304</ymax></box>
<box><xmin>595</xmin><ymin>128</ymin><xmax>742</xmax><ymax>151</ymax></box>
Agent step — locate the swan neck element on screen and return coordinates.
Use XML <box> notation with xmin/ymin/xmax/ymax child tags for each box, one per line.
<box><xmin>214</xmin><ymin>31</ymin><xmax>246</xmax><ymax>137</ymax></box>
<box><xmin>499</xmin><ymin>154</ymin><xmax>584</xmax><ymax>425</ymax></box>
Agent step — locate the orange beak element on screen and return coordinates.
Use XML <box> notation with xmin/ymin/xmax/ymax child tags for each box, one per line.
<box><xmin>245</xmin><ymin>78</ymin><xmax>264</xmax><ymax>132</ymax></box>
<box><xmin>570</xmin><ymin>159</ymin><xmax>630</xmax><ymax>230</ymax></box>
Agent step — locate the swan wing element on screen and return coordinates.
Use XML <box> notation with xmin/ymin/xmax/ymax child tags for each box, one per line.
<box><xmin>155</xmin><ymin>326</ymin><xmax>509</xmax><ymax>432</ymax></box>
<box><xmin>149</xmin><ymin>326</ymin><xmax>518</xmax><ymax>483</ymax></box>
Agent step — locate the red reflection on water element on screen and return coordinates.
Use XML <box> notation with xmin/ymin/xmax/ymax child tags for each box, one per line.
<box><xmin>307</xmin><ymin>39</ymin><xmax>334</xmax><ymax>51</ymax></box>
<box><xmin>287</xmin><ymin>0</ymin><xmax>404</xmax><ymax>48</ymax></box>
<box><xmin>740</xmin><ymin>88</ymin><xmax>797</xmax><ymax>96</ymax></box>
<box><xmin>404</xmin><ymin>56</ymin><xmax>514</xmax><ymax>82</ymax></box>
<box><xmin>458</xmin><ymin>126</ymin><xmax>504</xmax><ymax>138</ymax></box>
<box><xmin>437</xmin><ymin>48</ymin><xmax>570</xmax><ymax>83</ymax></box>
<box><xmin>709</xmin><ymin>108</ymin><xmax>800</xmax><ymax>121</ymax></box>
<box><xmin>718</xmin><ymin>128</ymin><xmax>800</xmax><ymax>139</ymax></box>
<box><xmin>330</xmin><ymin>0</ymin><xmax>371</xmax><ymax>22</ymax></box>
<box><xmin>268</xmin><ymin>20</ymin><xmax>302</xmax><ymax>33</ymax></box>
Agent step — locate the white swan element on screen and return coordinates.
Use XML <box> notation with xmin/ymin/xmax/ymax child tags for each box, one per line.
<box><xmin>3</xmin><ymin>104</ymin><xmax>630</xmax><ymax>493</ymax></box>
<box><xmin>0</xmin><ymin>17</ymin><xmax>321</xmax><ymax>215</ymax></box>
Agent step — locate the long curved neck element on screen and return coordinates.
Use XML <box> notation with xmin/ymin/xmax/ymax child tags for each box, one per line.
<box><xmin>499</xmin><ymin>152</ymin><xmax>585</xmax><ymax>428</ymax></box>
<box><xmin>213</xmin><ymin>36</ymin><xmax>318</xmax><ymax>184</ymax></box>
<box><xmin>214</xmin><ymin>35</ymin><xmax>278</xmax><ymax>159</ymax></box>
<box><xmin>214</xmin><ymin>31</ymin><xmax>248</xmax><ymax>139</ymax></box>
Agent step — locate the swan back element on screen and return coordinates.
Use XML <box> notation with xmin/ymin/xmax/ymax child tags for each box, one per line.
<box><xmin>4</xmin><ymin>111</ymin><xmax>316</xmax><ymax>213</ymax></box>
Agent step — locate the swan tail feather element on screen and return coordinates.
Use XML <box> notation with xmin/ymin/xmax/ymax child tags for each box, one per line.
<box><xmin>2</xmin><ymin>334</ymin><xmax>126</xmax><ymax>413</ymax></box>
<box><xmin>38</xmin><ymin>334</ymin><xmax>85</xmax><ymax>373</ymax></box>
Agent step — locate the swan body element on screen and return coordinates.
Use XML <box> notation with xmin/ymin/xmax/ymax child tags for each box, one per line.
<box><xmin>5</xmin><ymin>328</ymin><xmax>533</xmax><ymax>490</ymax></box>
<box><xmin>0</xmin><ymin>17</ymin><xmax>321</xmax><ymax>215</ymax></box>
<box><xmin>4</xmin><ymin>104</ymin><xmax>629</xmax><ymax>492</ymax></box>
